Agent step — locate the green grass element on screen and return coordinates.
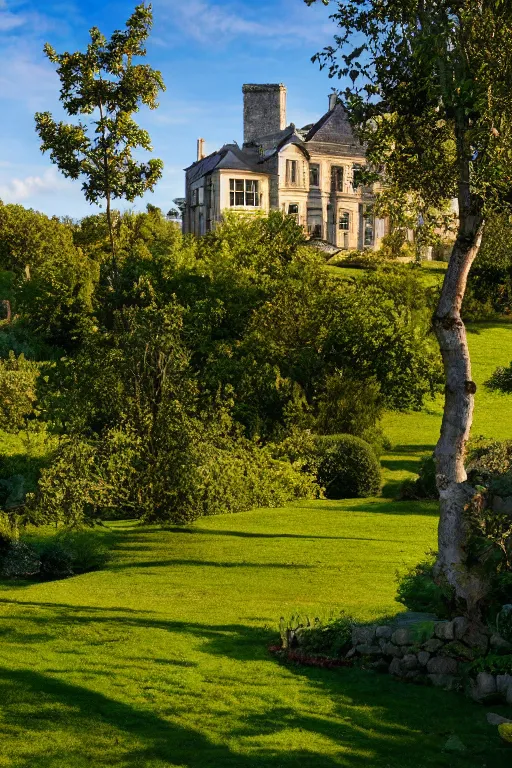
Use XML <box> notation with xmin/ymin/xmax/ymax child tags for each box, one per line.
<box><xmin>325</xmin><ymin>259</ymin><xmax>448</xmax><ymax>287</ymax></box>
<box><xmin>0</xmin><ymin>323</ymin><xmax>511</xmax><ymax>767</ymax></box>
<box><xmin>381</xmin><ymin>321</ymin><xmax>512</xmax><ymax>495</ymax></box>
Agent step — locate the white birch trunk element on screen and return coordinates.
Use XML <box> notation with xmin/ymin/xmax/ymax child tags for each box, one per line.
<box><xmin>433</xmin><ymin>209</ymin><xmax>486</xmax><ymax>615</ymax></box>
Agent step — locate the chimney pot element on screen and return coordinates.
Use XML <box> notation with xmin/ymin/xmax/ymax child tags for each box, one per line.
<box><xmin>197</xmin><ymin>138</ymin><xmax>205</xmax><ymax>162</ymax></box>
<box><xmin>329</xmin><ymin>93</ymin><xmax>338</xmax><ymax>111</ymax></box>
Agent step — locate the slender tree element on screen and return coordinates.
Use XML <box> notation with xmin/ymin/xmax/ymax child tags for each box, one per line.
<box><xmin>35</xmin><ymin>3</ymin><xmax>165</xmax><ymax>267</ymax></box>
<box><xmin>306</xmin><ymin>0</ymin><xmax>512</xmax><ymax>615</ymax></box>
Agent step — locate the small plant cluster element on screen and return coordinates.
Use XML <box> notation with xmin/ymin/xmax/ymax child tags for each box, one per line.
<box><xmin>279</xmin><ymin>612</ymin><xmax>354</xmax><ymax>659</ymax></box>
<box><xmin>398</xmin><ymin>454</ymin><xmax>438</xmax><ymax>501</ymax></box>
<box><xmin>396</xmin><ymin>554</ymin><xmax>453</xmax><ymax>618</ymax></box>
<box><xmin>0</xmin><ymin>529</ymin><xmax>110</xmax><ymax>581</ymax></box>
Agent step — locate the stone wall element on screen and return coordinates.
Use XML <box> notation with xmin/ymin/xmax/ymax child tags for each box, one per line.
<box><xmin>344</xmin><ymin>617</ymin><xmax>512</xmax><ymax>705</ymax></box>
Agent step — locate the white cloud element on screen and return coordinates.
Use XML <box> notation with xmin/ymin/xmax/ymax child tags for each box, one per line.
<box><xmin>155</xmin><ymin>0</ymin><xmax>332</xmax><ymax>47</ymax></box>
<box><xmin>0</xmin><ymin>167</ymin><xmax>70</xmax><ymax>203</ymax></box>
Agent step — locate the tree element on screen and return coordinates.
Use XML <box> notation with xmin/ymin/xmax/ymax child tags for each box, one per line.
<box><xmin>34</xmin><ymin>3</ymin><xmax>165</xmax><ymax>268</ymax></box>
<box><xmin>306</xmin><ymin>0</ymin><xmax>512</xmax><ymax>615</ymax></box>
<box><xmin>373</xmin><ymin>185</ymin><xmax>455</xmax><ymax>261</ymax></box>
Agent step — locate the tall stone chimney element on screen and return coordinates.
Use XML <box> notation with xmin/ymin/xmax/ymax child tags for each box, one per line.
<box><xmin>197</xmin><ymin>138</ymin><xmax>205</xmax><ymax>162</ymax></box>
<box><xmin>242</xmin><ymin>84</ymin><xmax>287</xmax><ymax>145</ymax></box>
<box><xmin>329</xmin><ymin>92</ymin><xmax>338</xmax><ymax>111</ymax></box>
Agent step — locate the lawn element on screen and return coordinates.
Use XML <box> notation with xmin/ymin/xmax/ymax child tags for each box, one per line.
<box><xmin>0</xmin><ymin>323</ymin><xmax>511</xmax><ymax>767</ymax></box>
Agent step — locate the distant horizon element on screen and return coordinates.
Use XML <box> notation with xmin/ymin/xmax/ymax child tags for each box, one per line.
<box><xmin>0</xmin><ymin>0</ymin><xmax>350</xmax><ymax>220</ymax></box>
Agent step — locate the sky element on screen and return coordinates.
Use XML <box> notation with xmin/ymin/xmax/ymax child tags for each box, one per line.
<box><xmin>0</xmin><ymin>0</ymin><xmax>343</xmax><ymax>219</ymax></box>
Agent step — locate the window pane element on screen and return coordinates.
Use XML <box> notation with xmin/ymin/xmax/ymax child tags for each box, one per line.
<box><xmin>331</xmin><ymin>166</ymin><xmax>343</xmax><ymax>191</ymax></box>
<box><xmin>235</xmin><ymin>192</ymin><xmax>244</xmax><ymax>205</ymax></box>
<box><xmin>235</xmin><ymin>180</ymin><xmax>244</xmax><ymax>191</ymax></box>
<box><xmin>310</xmin><ymin>165</ymin><xmax>319</xmax><ymax>186</ymax></box>
<box><xmin>230</xmin><ymin>179</ymin><xmax>235</xmax><ymax>191</ymax></box>
<box><xmin>246</xmin><ymin>192</ymin><xmax>255</xmax><ymax>206</ymax></box>
<box><xmin>288</xmin><ymin>204</ymin><xmax>299</xmax><ymax>214</ymax></box>
<box><xmin>339</xmin><ymin>212</ymin><xmax>350</xmax><ymax>230</ymax></box>
<box><xmin>230</xmin><ymin>192</ymin><xmax>235</xmax><ymax>206</ymax></box>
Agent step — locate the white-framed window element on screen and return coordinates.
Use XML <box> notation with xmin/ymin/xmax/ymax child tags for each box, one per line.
<box><xmin>339</xmin><ymin>211</ymin><xmax>350</xmax><ymax>231</ymax></box>
<box><xmin>309</xmin><ymin>164</ymin><xmax>320</xmax><ymax>187</ymax></box>
<box><xmin>331</xmin><ymin>166</ymin><xmax>344</xmax><ymax>192</ymax></box>
<box><xmin>286</xmin><ymin>159</ymin><xmax>298</xmax><ymax>185</ymax></box>
<box><xmin>229</xmin><ymin>179</ymin><xmax>259</xmax><ymax>207</ymax></box>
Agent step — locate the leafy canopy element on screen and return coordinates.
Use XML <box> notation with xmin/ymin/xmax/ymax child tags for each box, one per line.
<box><xmin>306</xmin><ymin>0</ymin><xmax>512</xmax><ymax>214</ymax></box>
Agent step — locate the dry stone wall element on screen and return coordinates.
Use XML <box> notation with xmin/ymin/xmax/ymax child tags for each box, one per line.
<box><xmin>338</xmin><ymin>617</ymin><xmax>512</xmax><ymax>705</ymax></box>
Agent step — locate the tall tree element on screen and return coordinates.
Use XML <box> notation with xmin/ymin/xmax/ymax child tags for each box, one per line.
<box><xmin>35</xmin><ymin>3</ymin><xmax>165</xmax><ymax>267</ymax></box>
<box><xmin>306</xmin><ymin>0</ymin><xmax>512</xmax><ymax>615</ymax></box>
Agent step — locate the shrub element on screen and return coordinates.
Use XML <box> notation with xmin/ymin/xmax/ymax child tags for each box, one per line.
<box><xmin>34</xmin><ymin>530</ymin><xmax>110</xmax><ymax>576</ymax></box>
<box><xmin>485</xmin><ymin>363</ymin><xmax>512</xmax><ymax>394</ymax></box>
<box><xmin>1</xmin><ymin>541</ymin><xmax>41</xmax><ymax>579</ymax></box>
<box><xmin>399</xmin><ymin>454</ymin><xmax>438</xmax><ymax>500</ymax></box>
<box><xmin>396</xmin><ymin>555</ymin><xmax>453</xmax><ymax>618</ymax></box>
<box><xmin>297</xmin><ymin>614</ymin><xmax>353</xmax><ymax>658</ymax></box>
<box><xmin>467</xmin><ymin>438</ymin><xmax>512</xmax><ymax>481</ymax></box>
<box><xmin>315</xmin><ymin>434</ymin><xmax>381</xmax><ymax>499</ymax></box>
<box><xmin>0</xmin><ymin>352</ymin><xmax>39</xmax><ymax>432</ymax></box>
<box><xmin>497</xmin><ymin>605</ymin><xmax>512</xmax><ymax>644</ymax></box>
<box><xmin>468</xmin><ymin>654</ymin><xmax>512</xmax><ymax>676</ymax></box>
<box><xmin>280</xmin><ymin>612</ymin><xmax>353</xmax><ymax>658</ymax></box>
<box><xmin>37</xmin><ymin>538</ymin><xmax>74</xmax><ymax>579</ymax></box>
<box><xmin>314</xmin><ymin>372</ymin><xmax>384</xmax><ymax>439</ymax></box>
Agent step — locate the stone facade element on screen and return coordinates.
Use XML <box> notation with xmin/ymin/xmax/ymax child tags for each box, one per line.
<box><xmin>182</xmin><ymin>84</ymin><xmax>387</xmax><ymax>249</ymax></box>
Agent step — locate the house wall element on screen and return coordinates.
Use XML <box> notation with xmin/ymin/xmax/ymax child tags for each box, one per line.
<box><xmin>276</xmin><ymin>144</ymin><xmax>386</xmax><ymax>250</ymax></box>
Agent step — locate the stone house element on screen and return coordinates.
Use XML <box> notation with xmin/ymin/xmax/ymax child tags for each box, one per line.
<box><xmin>182</xmin><ymin>84</ymin><xmax>386</xmax><ymax>250</ymax></box>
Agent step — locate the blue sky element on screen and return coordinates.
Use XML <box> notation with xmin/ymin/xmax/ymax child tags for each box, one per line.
<box><xmin>0</xmin><ymin>0</ymin><xmax>341</xmax><ymax>219</ymax></box>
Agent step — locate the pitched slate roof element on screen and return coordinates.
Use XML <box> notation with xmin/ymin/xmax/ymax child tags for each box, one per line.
<box><xmin>185</xmin><ymin>144</ymin><xmax>270</xmax><ymax>184</ymax></box>
<box><xmin>304</xmin><ymin>103</ymin><xmax>364</xmax><ymax>154</ymax></box>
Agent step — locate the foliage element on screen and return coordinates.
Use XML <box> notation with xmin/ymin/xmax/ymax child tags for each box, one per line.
<box><xmin>0</xmin><ymin>203</ymin><xmax>97</xmax><ymax>349</ymax></box>
<box><xmin>467</xmin><ymin>439</ymin><xmax>512</xmax><ymax>484</ymax></box>
<box><xmin>497</xmin><ymin>606</ymin><xmax>512</xmax><ymax>644</ymax></box>
<box><xmin>0</xmin><ymin>528</ymin><xmax>111</xmax><ymax>581</ymax></box>
<box><xmin>373</xmin><ymin>186</ymin><xmax>456</xmax><ymax>261</ymax></box>
<box><xmin>329</xmin><ymin>249</ymin><xmax>384</xmax><ymax>270</ymax></box>
<box><xmin>0</xmin><ymin>540</ymin><xmax>41</xmax><ymax>579</ymax></box>
<box><xmin>399</xmin><ymin>455</ymin><xmax>439</xmax><ymax>501</ymax></box>
<box><xmin>314</xmin><ymin>372</ymin><xmax>384</xmax><ymax>437</ymax></box>
<box><xmin>396</xmin><ymin>555</ymin><xmax>453</xmax><ymax>619</ymax></box>
<box><xmin>468</xmin><ymin>654</ymin><xmax>512</xmax><ymax>677</ymax></box>
<box><xmin>35</xmin><ymin>304</ymin><xmax>319</xmax><ymax>526</ymax></box>
<box><xmin>35</xmin><ymin>3</ymin><xmax>165</xmax><ymax>262</ymax></box>
<box><xmin>0</xmin><ymin>352</ymin><xmax>39</xmax><ymax>432</ymax></box>
<box><xmin>315</xmin><ymin>434</ymin><xmax>381</xmax><ymax>499</ymax></box>
<box><xmin>32</xmin><ymin>530</ymin><xmax>110</xmax><ymax>578</ymax></box>
<box><xmin>485</xmin><ymin>363</ymin><xmax>512</xmax><ymax>394</ymax></box>
<box><xmin>284</xmin><ymin>613</ymin><xmax>354</xmax><ymax>658</ymax></box>
<box><xmin>465</xmin><ymin>214</ymin><xmax>512</xmax><ymax>319</ymax></box>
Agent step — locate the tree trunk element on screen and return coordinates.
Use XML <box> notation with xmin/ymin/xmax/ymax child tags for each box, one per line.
<box><xmin>433</xmin><ymin>206</ymin><xmax>485</xmax><ymax>616</ymax></box>
<box><xmin>105</xmin><ymin>192</ymin><xmax>117</xmax><ymax>274</ymax></box>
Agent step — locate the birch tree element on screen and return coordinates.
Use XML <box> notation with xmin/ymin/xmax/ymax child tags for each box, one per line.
<box><xmin>306</xmin><ymin>0</ymin><xmax>512</xmax><ymax>616</ymax></box>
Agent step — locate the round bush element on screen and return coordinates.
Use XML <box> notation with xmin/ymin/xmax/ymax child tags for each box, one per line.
<box><xmin>315</xmin><ymin>434</ymin><xmax>381</xmax><ymax>499</ymax></box>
